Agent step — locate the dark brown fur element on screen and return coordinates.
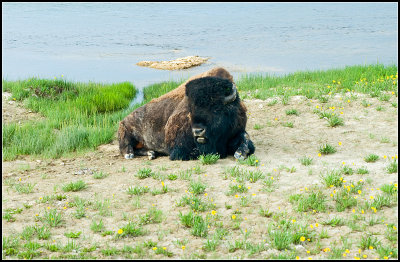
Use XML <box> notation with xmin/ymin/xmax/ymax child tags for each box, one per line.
<box><xmin>118</xmin><ymin>67</ymin><xmax>254</xmax><ymax>160</ymax></box>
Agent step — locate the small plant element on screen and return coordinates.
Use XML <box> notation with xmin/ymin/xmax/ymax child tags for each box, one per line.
<box><xmin>356</xmin><ymin>167</ymin><xmax>369</xmax><ymax>174</ymax></box>
<box><xmin>179</xmin><ymin>210</ymin><xmax>209</xmax><ymax>237</ymax></box>
<box><xmin>126</xmin><ymin>185</ymin><xmax>149</xmax><ymax>196</ymax></box>
<box><xmin>238</xmin><ymin>154</ymin><xmax>259</xmax><ymax>166</ymax></box>
<box><xmin>42</xmin><ymin>208</ymin><xmax>63</xmax><ymax>227</ymax></box>
<box><xmin>289</xmin><ymin>189</ymin><xmax>327</xmax><ymax>212</ymax></box>
<box><xmin>189</xmin><ymin>180</ymin><xmax>207</xmax><ymax>195</ymax></box>
<box><xmin>386</xmin><ymin>160</ymin><xmax>397</xmax><ymax>173</ymax></box>
<box><xmin>246</xmin><ymin>169</ymin><xmax>265</xmax><ymax>182</ymax></box>
<box><xmin>136</xmin><ymin>168</ymin><xmax>153</xmax><ymax>179</ymax></box>
<box><xmin>341</xmin><ymin>165</ymin><xmax>354</xmax><ymax>175</ymax></box>
<box><xmin>253</xmin><ymin>123</ymin><xmax>263</xmax><ymax>130</ymax></box>
<box><xmin>259</xmin><ymin>207</ymin><xmax>273</xmax><ymax>217</ymax></box>
<box><xmin>381</xmin><ymin>183</ymin><xmax>397</xmax><ymax>195</ymax></box>
<box><xmin>14</xmin><ymin>182</ymin><xmax>36</xmax><ymax>194</ymax></box>
<box><xmin>319</xmin><ymin>143</ymin><xmax>337</xmax><ymax>155</ymax></box>
<box><xmin>167</xmin><ymin>173</ymin><xmax>178</xmax><ymax>180</ymax></box>
<box><xmin>139</xmin><ymin>207</ymin><xmax>163</xmax><ymax>225</ymax></box>
<box><xmin>93</xmin><ymin>171</ymin><xmax>108</xmax><ymax>179</ymax></box>
<box><xmin>364</xmin><ymin>154</ymin><xmax>379</xmax><ymax>163</ymax></box>
<box><xmin>320</xmin><ymin>169</ymin><xmax>343</xmax><ymax>187</ymax></box>
<box><xmin>198</xmin><ymin>154</ymin><xmax>220</xmax><ymax>165</ymax></box>
<box><xmin>64</xmin><ymin>231</ymin><xmax>82</xmax><ymax>238</ymax></box>
<box><xmin>322</xmin><ymin>216</ymin><xmax>344</xmax><ymax>227</ymax></box>
<box><xmin>327</xmin><ymin>114</ymin><xmax>344</xmax><ymax>127</ymax></box>
<box><xmin>117</xmin><ymin>221</ymin><xmax>145</xmax><ymax>238</ymax></box>
<box><xmin>299</xmin><ymin>156</ymin><xmax>313</xmax><ymax>166</ymax></box>
<box><xmin>35</xmin><ymin>225</ymin><xmax>51</xmax><ymax>240</ymax></box>
<box><xmin>62</xmin><ymin>180</ymin><xmax>87</xmax><ymax>192</ymax></box>
<box><xmin>285</xmin><ymin>109</ymin><xmax>299</xmax><ymax>116</ymax></box>
<box><xmin>91</xmin><ymin>219</ymin><xmax>105</xmax><ymax>233</ymax></box>
<box><xmin>360</xmin><ymin>234</ymin><xmax>381</xmax><ymax>250</ymax></box>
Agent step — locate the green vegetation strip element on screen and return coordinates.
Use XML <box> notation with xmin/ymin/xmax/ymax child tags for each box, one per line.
<box><xmin>2</xmin><ymin>63</ymin><xmax>397</xmax><ymax>160</ymax></box>
<box><xmin>2</xmin><ymin>78</ymin><xmax>137</xmax><ymax>160</ymax></box>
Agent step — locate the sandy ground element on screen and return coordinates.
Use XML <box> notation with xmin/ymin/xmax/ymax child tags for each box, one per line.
<box><xmin>2</xmin><ymin>91</ymin><xmax>398</xmax><ymax>259</ymax></box>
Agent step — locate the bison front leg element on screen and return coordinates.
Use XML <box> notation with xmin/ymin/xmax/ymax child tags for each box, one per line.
<box><xmin>228</xmin><ymin>131</ymin><xmax>255</xmax><ymax>160</ymax></box>
<box><xmin>118</xmin><ymin>122</ymin><xmax>135</xmax><ymax>159</ymax></box>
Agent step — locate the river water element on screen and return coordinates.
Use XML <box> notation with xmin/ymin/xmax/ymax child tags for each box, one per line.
<box><xmin>2</xmin><ymin>2</ymin><xmax>398</xmax><ymax>89</ymax></box>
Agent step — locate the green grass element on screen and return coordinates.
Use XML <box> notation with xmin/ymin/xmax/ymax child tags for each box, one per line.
<box><xmin>386</xmin><ymin>160</ymin><xmax>398</xmax><ymax>173</ymax></box>
<box><xmin>62</xmin><ymin>180</ymin><xmax>87</xmax><ymax>192</ymax></box>
<box><xmin>2</xmin><ymin>78</ymin><xmax>137</xmax><ymax>161</ymax></box>
<box><xmin>319</xmin><ymin>143</ymin><xmax>337</xmax><ymax>155</ymax></box>
<box><xmin>285</xmin><ymin>109</ymin><xmax>299</xmax><ymax>116</ymax></box>
<box><xmin>364</xmin><ymin>154</ymin><xmax>379</xmax><ymax>163</ymax></box>
<box><xmin>2</xmin><ymin>64</ymin><xmax>397</xmax><ymax>162</ymax></box>
<box><xmin>236</xmin><ymin>64</ymin><xmax>397</xmax><ymax>100</ymax></box>
<box><xmin>299</xmin><ymin>156</ymin><xmax>313</xmax><ymax>166</ymax></box>
<box><xmin>198</xmin><ymin>154</ymin><xmax>220</xmax><ymax>165</ymax></box>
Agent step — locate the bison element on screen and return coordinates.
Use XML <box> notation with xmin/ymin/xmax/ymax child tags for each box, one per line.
<box><xmin>118</xmin><ymin>67</ymin><xmax>255</xmax><ymax>161</ymax></box>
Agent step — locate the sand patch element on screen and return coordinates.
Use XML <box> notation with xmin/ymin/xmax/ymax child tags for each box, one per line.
<box><xmin>137</xmin><ymin>56</ymin><xmax>209</xmax><ymax>70</ymax></box>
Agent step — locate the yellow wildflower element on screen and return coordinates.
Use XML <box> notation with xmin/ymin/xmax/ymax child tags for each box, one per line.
<box><xmin>117</xmin><ymin>229</ymin><xmax>123</xmax><ymax>234</ymax></box>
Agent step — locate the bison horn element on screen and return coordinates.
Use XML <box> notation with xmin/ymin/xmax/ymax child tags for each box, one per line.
<box><xmin>223</xmin><ymin>83</ymin><xmax>237</xmax><ymax>104</ymax></box>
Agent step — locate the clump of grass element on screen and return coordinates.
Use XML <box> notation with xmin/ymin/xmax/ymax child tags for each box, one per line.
<box><xmin>189</xmin><ymin>180</ymin><xmax>207</xmax><ymax>195</ymax></box>
<box><xmin>285</xmin><ymin>109</ymin><xmax>299</xmax><ymax>116</ymax></box>
<box><xmin>341</xmin><ymin>165</ymin><xmax>354</xmax><ymax>175</ymax></box>
<box><xmin>117</xmin><ymin>222</ymin><xmax>146</xmax><ymax>238</ymax></box>
<box><xmin>364</xmin><ymin>154</ymin><xmax>379</xmax><ymax>163</ymax></box>
<box><xmin>327</xmin><ymin>114</ymin><xmax>344</xmax><ymax>127</ymax></box>
<box><xmin>179</xmin><ymin>210</ymin><xmax>208</xmax><ymax>237</ymax></box>
<box><xmin>259</xmin><ymin>207</ymin><xmax>273</xmax><ymax>217</ymax></box>
<box><xmin>246</xmin><ymin>169</ymin><xmax>265</xmax><ymax>183</ymax></box>
<box><xmin>93</xmin><ymin>171</ymin><xmax>108</xmax><ymax>179</ymax></box>
<box><xmin>238</xmin><ymin>154</ymin><xmax>259</xmax><ymax>166</ymax></box>
<box><xmin>289</xmin><ymin>189</ymin><xmax>327</xmax><ymax>213</ymax></box>
<box><xmin>360</xmin><ymin>234</ymin><xmax>382</xmax><ymax>250</ymax></box>
<box><xmin>282</xmin><ymin>121</ymin><xmax>294</xmax><ymax>128</ymax></box>
<box><xmin>322</xmin><ymin>216</ymin><xmax>345</xmax><ymax>227</ymax></box>
<box><xmin>62</xmin><ymin>180</ymin><xmax>87</xmax><ymax>192</ymax></box>
<box><xmin>253</xmin><ymin>123</ymin><xmax>263</xmax><ymax>130</ymax></box>
<box><xmin>381</xmin><ymin>183</ymin><xmax>397</xmax><ymax>195</ymax></box>
<box><xmin>198</xmin><ymin>154</ymin><xmax>220</xmax><ymax>165</ymax></box>
<box><xmin>90</xmin><ymin>219</ymin><xmax>105</xmax><ymax>233</ymax></box>
<box><xmin>41</xmin><ymin>208</ymin><xmax>63</xmax><ymax>227</ymax></box>
<box><xmin>356</xmin><ymin>167</ymin><xmax>369</xmax><ymax>174</ymax></box>
<box><xmin>334</xmin><ymin>189</ymin><xmax>357</xmax><ymax>212</ymax></box>
<box><xmin>64</xmin><ymin>231</ymin><xmax>82</xmax><ymax>239</ymax></box>
<box><xmin>320</xmin><ymin>169</ymin><xmax>343</xmax><ymax>187</ymax></box>
<box><xmin>299</xmin><ymin>156</ymin><xmax>313</xmax><ymax>166</ymax></box>
<box><xmin>386</xmin><ymin>160</ymin><xmax>397</xmax><ymax>173</ymax></box>
<box><xmin>126</xmin><ymin>185</ymin><xmax>149</xmax><ymax>196</ymax></box>
<box><xmin>177</xmin><ymin>194</ymin><xmax>214</xmax><ymax>212</ymax></box>
<box><xmin>135</xmin><ymin>168</ymin><xmax>153</xmax><ymax>179</ymax></box>
<box><xmin>139</xmin><ymin>207</ymin><xmax>163</xmax><ymax>225</ymax></box>
<box><xmin>319</xmin><ymin>143</ymin><xmax>337</xmax><ymax>155</ymax></box>
<box><xmin>13</xmin><ymin>182</ymin><xmax>36</xmax><ymax>194</ymax></box>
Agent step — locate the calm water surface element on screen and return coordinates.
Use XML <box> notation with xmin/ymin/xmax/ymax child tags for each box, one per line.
<box><xmin>2</xmin><ymin>2</ymin><xmax>398</xmax><ymax>88</ymax></box>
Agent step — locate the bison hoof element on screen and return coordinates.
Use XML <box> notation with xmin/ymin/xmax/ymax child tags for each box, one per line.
<box><xmin>147</xmin><ymin>151</ymin><xmax>156</xmax><ymax>160</ymax></box>
<box><xmin>234</xmin><ymin>151</ymin><xmax>246</xmax><ymax>161</ymax></box>
<box><xmin>125</xmin><ymin>153</ymin><xmax>134</xmax><ymax>159</ymax></box>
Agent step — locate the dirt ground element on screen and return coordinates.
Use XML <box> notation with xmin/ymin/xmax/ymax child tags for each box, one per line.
<box><xmin>2</xmin><ymin>91</ymin><xmax>398</xmax><ymax>259</ymax></box>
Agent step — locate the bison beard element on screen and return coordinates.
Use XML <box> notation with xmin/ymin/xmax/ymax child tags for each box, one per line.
<box><xmin>118</xmin><ymin>67</ymin><xmax>255</xmax><ymax>161</ymax></box>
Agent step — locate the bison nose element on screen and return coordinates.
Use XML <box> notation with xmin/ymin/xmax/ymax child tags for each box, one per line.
<box><xmin>192</xmin><ymin>128</ymin><xmax>206</xmax><ymax>137</ymax></box>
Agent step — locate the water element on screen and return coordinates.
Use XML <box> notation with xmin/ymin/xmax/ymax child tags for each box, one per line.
<box><xmin>2</xmin><ymin>2</ymin><xmax>398</xmax><ymax>90</ymax></box>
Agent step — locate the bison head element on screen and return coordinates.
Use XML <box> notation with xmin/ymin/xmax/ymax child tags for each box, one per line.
<box><xmin>185</xmin><ymin>76</ymin><xmax>239</xmax><ymax>155</ymax></box>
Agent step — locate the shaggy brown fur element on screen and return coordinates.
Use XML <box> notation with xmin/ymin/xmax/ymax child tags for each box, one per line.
<box><xmin>118</xmin><ymin>67</ymin><xmax>254</xmax><ymax>160</ymax></box>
